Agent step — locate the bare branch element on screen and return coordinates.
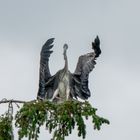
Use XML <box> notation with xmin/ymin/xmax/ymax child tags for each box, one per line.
<box><xmin>0</xmin><ymin>99</ymin><xmax>36</xmax><ymax>104</ymax></box>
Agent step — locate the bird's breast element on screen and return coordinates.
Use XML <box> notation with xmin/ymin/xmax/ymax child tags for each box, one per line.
<box><xmin>58</xmin><ymin>72</ymin><xmax>70</xmax><ymax>92</ymax></box>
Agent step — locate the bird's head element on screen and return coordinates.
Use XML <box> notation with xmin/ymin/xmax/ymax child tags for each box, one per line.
<box><xmin>63</xmin><ymin>43</ymin><xmax>68</xmax><ymax>55</ymax></box>
<box><xmin>63</xmin><ymin>44</ymin><xmax>68</xmax><ymax>51</ymax></box>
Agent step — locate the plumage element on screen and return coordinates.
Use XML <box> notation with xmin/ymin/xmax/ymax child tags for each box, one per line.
<box><xmin>92</xmin><ymin>36</ymin><xmax>101</xmax><ymax>58</ymax></box>
<box><xmin>37</xmin><ymin>38</ymin><xmax>54</xmax><ymax>99</ymax></box>
<box><xmin>37</xmin><ymin>36</ymin><xmax>101</xmax><ymax>102</ymax></box>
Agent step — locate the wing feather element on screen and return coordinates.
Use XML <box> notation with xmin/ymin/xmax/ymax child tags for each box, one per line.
<box><xmin>37</xmin><ymin>38</ymin><xmax>55</xmax><ymax>99</ymax></box>
<box><xmin>72</xmin><ymin>36</ymin><xmax>101</xmax><ymax>100</ymax></box>
<box><xmin>72</xmin><ymin>55</ymin><xmax>96</xmax><ymax>100</ymax></box>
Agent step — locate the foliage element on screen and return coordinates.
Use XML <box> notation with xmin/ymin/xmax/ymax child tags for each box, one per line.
<box><xmin>15</xmin><ymin>100</ymin><xmax>109</xmax><ymax>140</ymax></box>
<box><xmin>0</xmin><ymin>113</ymin><xmax>13</xmax><ymax>140</ymax></box>
<box><xmin>0</xmin><ymin>100</ymin><xmax>109</xmax><ymax>140</ymax></box>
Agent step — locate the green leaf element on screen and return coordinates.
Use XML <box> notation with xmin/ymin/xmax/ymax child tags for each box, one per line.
<box><xmin>14</xmin><ymin>100</ymin><xmax>109</xmax><ymax>140</ymax></box>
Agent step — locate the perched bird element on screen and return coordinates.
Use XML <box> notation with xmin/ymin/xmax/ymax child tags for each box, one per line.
<box><xmin>37</xmin><ymin>36</ymin><xmax>101</xmax><ymax>102</ymax></box>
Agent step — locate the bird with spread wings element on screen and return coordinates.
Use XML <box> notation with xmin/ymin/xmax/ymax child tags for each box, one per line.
<box><xmin>37</xmin><ymin>36</ymin><xmax>101</xmax><ymax>103</ymax></box>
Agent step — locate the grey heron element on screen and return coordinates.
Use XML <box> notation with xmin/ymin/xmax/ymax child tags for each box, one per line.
<box><xmin>37</xmin><ymin>36</ymin><xmax>101</xmax><ymax>102</ymax></box>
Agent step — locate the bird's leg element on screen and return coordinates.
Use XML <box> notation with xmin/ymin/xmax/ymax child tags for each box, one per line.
<box><xmin>66</xmin><ymin>87</ymin><xmax>70</xmax><ymax>100</ymax></box>
<box><xmin>50</xmin><ymin>89</ymin><xmax>59</xmax><ymax>102</ymax></box>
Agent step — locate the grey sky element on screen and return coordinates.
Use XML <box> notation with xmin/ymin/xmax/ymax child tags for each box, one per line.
<box><xmin>0</xmin><ymin>0</ymin><xmax>140</xmax><ymax>140</ymax></box>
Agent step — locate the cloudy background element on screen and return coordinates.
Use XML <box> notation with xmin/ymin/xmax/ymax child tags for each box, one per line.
<box><xmin>0</xmin><ymin>0</ymin><xmax>140</xmax><ymax>139</ymax></box>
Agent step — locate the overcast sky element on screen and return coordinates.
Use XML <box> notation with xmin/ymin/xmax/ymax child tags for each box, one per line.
<box><xmin>0</xmin><ymin>0</ymin><xmax>140</xmax><ymax>140</ymax></box>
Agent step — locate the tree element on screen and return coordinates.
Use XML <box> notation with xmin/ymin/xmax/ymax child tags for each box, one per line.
<box><xmin>0</xmin><ymin>99</ymin><xmax>109</xmax><ymax>140</ymax></box>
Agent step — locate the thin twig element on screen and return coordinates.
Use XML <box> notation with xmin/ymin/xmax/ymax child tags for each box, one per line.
<box><xmin>0</xmin><ymin>99</ymin><xmax>36</xmax><ymax>104</ymax></box>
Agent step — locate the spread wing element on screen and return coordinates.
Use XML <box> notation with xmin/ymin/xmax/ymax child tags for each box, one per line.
<box><xmin>71</xmin><ymin>36</ymin><xmax>101</xmax><ymax>100</ymax></box>
<box><xmin>37</xmin><ymin>38</ymin><xmax>55</xmax><ymax>99</ymax></box>
<box><xmin>71</xmin><ymin>55</ymin><xmax>96</xmax><ymax>100</ymax></box>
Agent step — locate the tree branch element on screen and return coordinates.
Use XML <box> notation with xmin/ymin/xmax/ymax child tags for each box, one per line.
<box><xmin>0</xmin><ymin>99</ymin><xmax>36</xmax><ymax>104</ymax></box>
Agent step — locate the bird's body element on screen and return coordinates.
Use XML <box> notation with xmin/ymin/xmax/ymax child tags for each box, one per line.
<box><xmin>48</xmin><ymin>69</ymin><xmax>71</xmax><ymax>102</ymax></box>
<box><xmin>55</xmin><ymin>70</ymin><xmax>71</xmax><ymax>102</ymax></box>
<box><xmin>37</xmin><ymin>37</ymin><xmax>101</xmax><ymax>102</ymax></box>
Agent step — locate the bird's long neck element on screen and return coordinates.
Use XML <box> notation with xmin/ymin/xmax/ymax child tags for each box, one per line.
<box><xmin>63</xmin><ymin>44</ymin><xmax>68</xmax><ymax>72</ymax></box>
